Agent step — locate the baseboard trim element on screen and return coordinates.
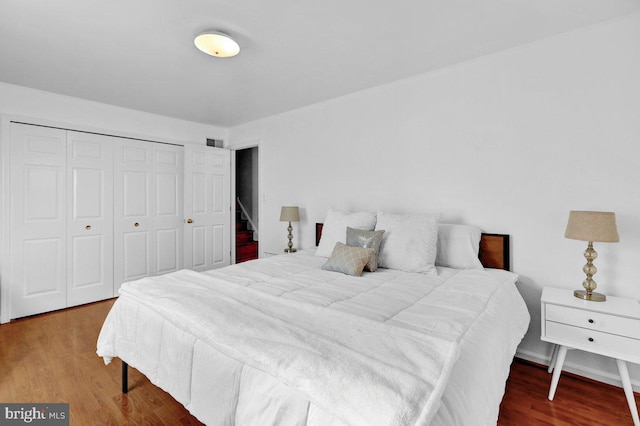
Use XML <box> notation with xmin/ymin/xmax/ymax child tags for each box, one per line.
<box><xmin>515</xmin><ymin>348</ymin><xmax>640</xmax><ymax>393</ymax></box>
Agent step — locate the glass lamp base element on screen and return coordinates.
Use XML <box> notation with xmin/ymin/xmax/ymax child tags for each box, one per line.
<box><xmin>284</xmin><ymin>248</ymin><xmax>297</xmax><ymax>253</ymax></box>
<box><xmin>573</xmin><ymin>289</ymin><xmax>606</xmax><ymax>302</ymax></box>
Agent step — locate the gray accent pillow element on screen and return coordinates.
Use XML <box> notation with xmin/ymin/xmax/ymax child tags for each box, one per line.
<box><xmin>321</xmin><ymin>242</ymin><xmax>374</xmax><ymax>277</ymax></box>
<box><xmin>346</xmin><ymin>227</ymin><xmax>385</xmax><ymax>272</ymax></box>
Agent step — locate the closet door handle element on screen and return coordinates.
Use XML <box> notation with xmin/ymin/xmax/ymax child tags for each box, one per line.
<box><xmin>187</xmin><ymin>218</ymin><xmax>193</xmax><ymax>224</ymax></box>
<box><xmin>85</xmin><ymin>225</ymin><xmax>92</xmax><ymax>230</ymax></box>
<box><xmin>134</xmin><ymin>222</ymin><xmax>140</xmax><ymax>227</ymax></box>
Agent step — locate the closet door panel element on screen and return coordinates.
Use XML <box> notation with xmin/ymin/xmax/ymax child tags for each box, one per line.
<box><xmin>157</xmin><ymin>173</ymin><xmax>178</xmax><ymax>216</ymax></box>
<box><xmin>67</xmin><ymin>131</ymin><xmax>114</xmax><ymax>307</ymax></box>
<box><xmin>114</xmin><ymin>139</ymin><xmax>154</xmax><ymax>294</ymax></box>
<box><xmin>123</xmin><ymin>231</ymin><xmax>150</xmax><ymax>278</ymax></box>
<box><xmin>71</xmin><ymin>235</ymin><xmax>103</xmax><ymax>286</ymax></box>
<box><xmin>154</xmin><ymin>144</ymin><xmax>183</xmax><ymax>275</ymax></box>
<box><xmin>10</xmin><ymin>123</ymin><xmax>67</xmax><ymax>318</ymax></box>
<box><xmin>24</xmin><ymin>166</ymin><xmax>63</xmax><ymax>220</ymax></box>
<box><xmin>73</xmin><ymin>169</ymin><xmax>103</xmax><ymax>217</ymax></box>
<box><xmin>23</xmin><ymin>239</ymin><xmax>64</xmax><ymax>295</ymax></box>
<box><xmin>156</xmin><ymin>228</ymin><xmax>178</xmax><ymax>274</ymax></box>
<box><xmin>124</xmin><ymin>171</ymin><xmax>149</xmax><ymax>216</ymax></box>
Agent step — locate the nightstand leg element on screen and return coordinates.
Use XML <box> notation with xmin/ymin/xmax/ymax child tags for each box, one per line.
<box><xmin>548</xmin><ymin>344</ymin><xmax>559</xmax><ymax>373</ymax></box>
<box><xmin>616</xmin><ymin>359</ymin><xmax>640</xmax><ymax>426</ymax></box>
<box><xmin>548</xmin><ymin>345</ymin><xmax>568</xmax><ymax>401</ymax></box>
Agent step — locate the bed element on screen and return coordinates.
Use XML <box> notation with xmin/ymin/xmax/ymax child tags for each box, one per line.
<box><xmin>97</xmin><ymin>210</ymin><xmax>530</xmax><ymax>425</ymax></box>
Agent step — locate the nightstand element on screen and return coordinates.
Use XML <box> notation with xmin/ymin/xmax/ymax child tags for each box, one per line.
<box><xmin>541</xmin><ymin>287</ymin><xmax>640</xmax><ymax>426</ymax></box>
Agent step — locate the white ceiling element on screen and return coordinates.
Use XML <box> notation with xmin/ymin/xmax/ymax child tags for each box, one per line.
<box><xmin>1</xmin><ymin>1</ymin><xmax>639</xmax><ymax>127</ymax></box>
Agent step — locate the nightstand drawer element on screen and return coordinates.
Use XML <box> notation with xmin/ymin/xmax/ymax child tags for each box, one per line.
<box><xmin>546</xmin><ymin>304</ymin><xmax>640</xmax><ymax>339</ymax></box>
<box><xmin>546</xmin><ymin>321</ymin><xmax>640</xmax><ymax>358</ymax></box>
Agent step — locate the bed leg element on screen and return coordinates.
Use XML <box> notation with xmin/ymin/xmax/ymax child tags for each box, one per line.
<box><xmin>122</xmin><ymin>360</ymin><xmax>128</xmax><ymax>394</ymax></box>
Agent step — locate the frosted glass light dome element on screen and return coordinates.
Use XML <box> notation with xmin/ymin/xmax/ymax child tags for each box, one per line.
<box><xmin>194</xmin><ymin>32</ymin><xmax>240</xmax><ymax>58</ymax></box>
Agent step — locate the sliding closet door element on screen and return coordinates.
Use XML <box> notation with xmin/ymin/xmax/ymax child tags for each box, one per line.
<box><xmin>66</xmin><ymin>131</ymin><xmax>114</xmax><ymax>307</ymax></box>
<box><xmin>113</xmin><ymin>139</ymin><xmax>154</xmax><ymax>293</ymax></box>
<box><xmin>10</xmin><ymin>123</ymin><xmax>67</xmax><ymax>318</ymax></box>
<box><xmin>184</xmin><ymin>145</ymin><xmax>230</xmax><ymax>271</ymax></box>
<box><xmin>153</xmin><ymin>144</ymin><xmax>183</xmax><ymax>275</ymax></box>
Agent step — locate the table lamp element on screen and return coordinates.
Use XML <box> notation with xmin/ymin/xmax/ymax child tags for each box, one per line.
<box><xmin>564</xmin><ymin>211</ymin><xmax>619</xmax><ymax>301</ymax></box>
<box><xmin>280</xmin><ymin>206</ymin><xmax>300</xmax><ymax>253</ymax></box>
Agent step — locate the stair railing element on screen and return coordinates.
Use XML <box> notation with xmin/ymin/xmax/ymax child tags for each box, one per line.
<box><xmin>236</xmin><ymin>197</ymin><xmax>259</xmax><ymax>240</ymax></box>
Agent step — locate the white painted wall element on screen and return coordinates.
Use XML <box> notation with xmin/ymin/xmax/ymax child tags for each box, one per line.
<box><xmin>0</xmin><ymin>82</ymin><xmax>227</xmax><ymax>145</ymax></box>
<box><xmin>228</xmin><ymin>13</ymin><xmax>640</xmax><ymax>390</ymax></box>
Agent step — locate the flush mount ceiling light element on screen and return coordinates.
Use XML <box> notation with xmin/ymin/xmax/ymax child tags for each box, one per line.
<box><xmin>194</xmin><ymin>31</ymin><xmax>240</xmax><ymax>58</ymax></box>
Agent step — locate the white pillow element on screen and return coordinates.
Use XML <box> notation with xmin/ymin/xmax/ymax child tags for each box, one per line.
<box><xmin>316</xmin><ymin>208</ymin><xmax>377</xmax><ymax>257</ymax></box>
<box><xmin>436</xmin><ymin>224</ymin><xmax>484</xmax><ymax>270</ymax></box>
<box><xmin>375</xmin><ymin>212</ymin><xmax>439</xmax><ymax>274</ymax></box>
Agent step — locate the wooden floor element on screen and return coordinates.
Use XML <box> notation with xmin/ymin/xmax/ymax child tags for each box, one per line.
<box><xmin>1</xmin><ymin>299</ymin><xmax>638</xmax><ymax>425</ymax></box>
<box><xmin>0</xmin><ymin>299</ymin><xmax>202</xmax><ymax>425</ymax></box>
<box><xmin>499</xmin><ymin>359</ymin><xmax>638</xmax><ymax>425</ymax></box>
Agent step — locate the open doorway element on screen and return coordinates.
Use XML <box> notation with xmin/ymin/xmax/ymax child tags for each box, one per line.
<box><xmin>234</xmin><ymin>146</ymin><xmax>259</xmax><ymax>263</ymax></box>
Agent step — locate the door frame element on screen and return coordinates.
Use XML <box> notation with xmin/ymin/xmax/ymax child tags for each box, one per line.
<box><xmin>230</xmin><ymin>139</ymin><xmax>262</xmax><ymax>264</ymax></box>
<box><xmin>1</xmin><ymin>115</ymin><xmax>13</xmax><ymax>323</ymax></box>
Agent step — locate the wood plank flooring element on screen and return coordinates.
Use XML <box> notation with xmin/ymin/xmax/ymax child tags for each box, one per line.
<box><xmin>0</xmin><ymin>299</ymin><xmax>202</xmax><ymax>425</ymax></box>
<box><xmin>499</xmin><ymin>358</ymin><xmax>638</xmax><ymax>425</ymax></box>
<box><xmin>0</xmin><ymin>299</ymin><xmax>638</xmax><ymax>425</ymax></box>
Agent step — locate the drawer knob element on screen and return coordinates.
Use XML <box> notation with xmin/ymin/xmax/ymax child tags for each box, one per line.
<box><xmin>588</xmin><ymin>319</ymin><xmax>594</xmax><ymax>324</ymax></box>
<box><xmin>588</xmin><ymin>337</ymin><xmax>594</xmax><ymax>342</ymax></box>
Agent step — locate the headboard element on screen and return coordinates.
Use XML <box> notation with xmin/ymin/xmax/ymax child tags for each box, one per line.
<box><xmin>314</xmin><ymin>223</ymin><xmax>510</xmax><ymax>271</ymax></box>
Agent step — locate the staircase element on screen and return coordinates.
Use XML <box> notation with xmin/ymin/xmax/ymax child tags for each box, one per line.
<box><xmin>236</xmin><ymin>202</ymin><xmax>258</xmax><ymax>263</ymax></box>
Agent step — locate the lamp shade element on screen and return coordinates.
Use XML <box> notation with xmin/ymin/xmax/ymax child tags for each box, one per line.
<box><xmin>280</xmin><ymin>206</ymin><xmax>300</xmax><ymax>222</ymax></box>
<box><xmin>564</xmin><ymin>211</ymin><xmax>619</xmax><ymax>242</ymax></box>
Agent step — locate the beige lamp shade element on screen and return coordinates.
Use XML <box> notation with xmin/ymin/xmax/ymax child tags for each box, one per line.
<box><xmin>280</xmin><ymin>206</ymin><xmax>300</xmax><ymax>222</ymax></box>
<box><xmin>564</xmin><ymin>211</ymin><xmax>619</xmax><ymax>242</ymax></box>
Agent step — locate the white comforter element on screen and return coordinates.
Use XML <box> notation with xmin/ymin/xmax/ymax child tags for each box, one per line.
<box><xmin>97</xmin><ymin>250</ymin><xmax>530</xmax><ymax>426</ymax></box>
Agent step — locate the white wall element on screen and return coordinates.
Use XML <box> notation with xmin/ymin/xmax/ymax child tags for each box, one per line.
<box><xmin>228</xmin><ymin>13</ymin><xmax>640</xmax><ymax>390</ymax></box>
<box><xmin>0</xmin><ymin>82</ymin><xmax>227</xmax><ymax>145</ymax></box>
